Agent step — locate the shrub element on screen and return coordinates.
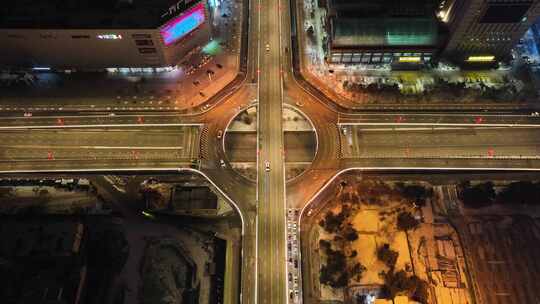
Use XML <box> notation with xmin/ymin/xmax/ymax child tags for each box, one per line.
<box><xmin>377</xmin><ymin>244</ymin><xmax>399</xmax><ymax>269</ymax></box>
<box><xmin>460</xmin><ymin>182</ymin><xmax>495</xmax><ymax>208</ymax></box>
<box><xmin>497</xmin><ymin>181</ymin><xmax>540</xmax><ymax>205</ymax></box>
<box><xmin>397</xmin><ymin>212</ymin><xmax>419</xmax><ymax>231</ymax></box>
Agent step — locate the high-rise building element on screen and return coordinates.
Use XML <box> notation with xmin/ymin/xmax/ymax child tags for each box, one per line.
<box><xmin>0</xmin><ymin>0</ymin><xmax>211</xmax><ymax>70</ymax></box>
<box><xmin>442</xmin><ymin>0</ymin><xmax>540</xmax><ymax>64</ymax></box>
<box><xmin>323</xmin><ymin>0</ymin><xmax>441</xmax><ymax>65</ymax></box>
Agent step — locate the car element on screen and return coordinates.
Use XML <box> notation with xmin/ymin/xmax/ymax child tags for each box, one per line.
<box><xmin>23</xmin><ymin>112</ymin><xmax>32</xmax><ymax>117</ymax></box>
<box><xmin>265</xmin><ymin>160</ymin><xmax>270</xmax><ymax>172</ymax></box>
<box><xmin>294</xmin><ymin>260</ymin><xmax>298</xmax><ymax>268</ymax></box>
<box><xmin>531</xmin><ymin>111</ymin><xmax>540</xmax><ymax>117</ymax></box>
<box><xmin>265</xmin><ymin>44</ymin><xmax>270</xmax><ymax>52</ymax></box>
<box><xmin>217</xmin><ymin>130</ymin><xmax>223</xmax><ymax>139</ymax></box>
<box><xmin>288</xmin><ymin>273</ymin><xmax>292</xmax><ymax>282</ymax></box>
<box><xmin>219</xmin><ymin>159</ymin><xmax>226</xmax><ymax>168</ymax></box>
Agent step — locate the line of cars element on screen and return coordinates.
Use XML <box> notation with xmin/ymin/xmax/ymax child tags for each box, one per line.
<box><xmin>287</xmin><ymin>208</ymin><xmax>302</xmax><ymax>303</ymax></box>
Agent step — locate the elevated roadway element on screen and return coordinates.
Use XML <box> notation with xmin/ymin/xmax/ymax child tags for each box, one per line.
<box><xmin>256</xmin><ymin>0</ymin><xmax>287</xmax><ymax>303</ymax></box>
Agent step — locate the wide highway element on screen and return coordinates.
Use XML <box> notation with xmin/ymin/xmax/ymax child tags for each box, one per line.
<box><xmin>256</xmin><ymin>0</ymin><xmax>287</xmax><ymax>303</ymax></box>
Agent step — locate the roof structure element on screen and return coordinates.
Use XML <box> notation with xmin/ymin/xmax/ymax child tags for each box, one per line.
<box><xmin>332</xmin><ymin>17</ymin><xmax>438</xmax><ymax>48</ymax></box>
<box><xmin>0</xmin><ymin>0</ymin><xmax>201</xmax><ymax>29</ymax></box>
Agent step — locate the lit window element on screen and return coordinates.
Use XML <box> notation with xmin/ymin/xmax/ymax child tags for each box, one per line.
<box><xmin>97</xmin><ymin>34</ymin><xmax>123</xmax><ymax>40</ymax></box>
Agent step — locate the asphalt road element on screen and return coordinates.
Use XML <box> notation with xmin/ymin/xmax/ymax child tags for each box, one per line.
<box><xmin>0</xmin><ymin>127</ymin><xmax>199</xmax><ymax>163</ymax></box>
<box><xmin>226</xmin><ymin>131</ymin><xmax>315</xmax><ymax>162</ymax></box>
<box><xmin>256</xmin><ymin>0</ymin><xmax>287</xmax><ymax>303</ymax></box>
<box><xmin>338</xmin><ymin>112</ymin><xmax>540</xmax><ymax>126</ymax></box>
<box><xmin>342</xmin><ymin>126</ymin><xmax>540</xmax><ymax>159</ymax></box>
<box><xmin>0</xmin><ymin>113</ymin><xmax>202</xmax><ymax>129</ymax></box>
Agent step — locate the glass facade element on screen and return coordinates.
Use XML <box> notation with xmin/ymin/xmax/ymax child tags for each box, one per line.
<box><xmin>332</xmin><ymin>17</ymin><xmax>437</xmax><ymax>47</ymax></box>
<box><xmin>329</xmin><ymin>51</ymin><xmax>433</xmax><ymax>64</ymax></box>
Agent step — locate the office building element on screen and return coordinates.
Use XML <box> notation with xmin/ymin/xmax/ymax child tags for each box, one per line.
<box><xmin>323</xmin><ymin>0</ymin><xmax>441</xmax><ymax>65</ymax></box>
<box><xmin>442</xmin><ymin>0</ymin><xmax>540</xmax><ymax>64</ymax></box>
<box><xmin>0</xmin><ymin>0</ymin><xmax>211</xmax><ymax>70</ymax></box>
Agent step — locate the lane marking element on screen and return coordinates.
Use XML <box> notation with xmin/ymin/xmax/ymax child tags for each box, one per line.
<box><xmin>338</xmin><ymin>122</ymin><xmax>540</xmax><ymax>127</ymax></box>
<box><xmin>0</xmin><ymin>145</ymin><xmax>185</xmax><ymax>150</ymax></box>
<box><xmin>0</xmin><ymin>123</ymin><xmax>203</xmax><ymax>130</ymax></box>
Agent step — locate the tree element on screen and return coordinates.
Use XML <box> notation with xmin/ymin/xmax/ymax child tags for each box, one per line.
<box><xmin>497</xmin><ymin>181</ymin><xmax>540</xmax><ymax>205</ymax></box>
<box><xmin>319</xmin><ymin>265</ymin><xmax>333</xmax><ymax>286</ymax></box>
<box><xmin>319</xmin><ymin>245</ymin><xmax>349</xmax><ymax>288</ymax></box>
<box><xmin>382</xmin><ymin>270</ymin><xmax>413</xmax><ymax>298</ymax></box>
<box><xmin>410</xmin><ymin>276</ymin><xmax>429</xmax><ymax>304</ymax></box>
<box><xmin>242</xmin><ymin>114</ymin><xmax>253</xmax><ymax>125</ymax></box>
<box><xmin>460</xmin><ymin>182</ymin><xmax>495</xmax><ymax>208</ymax></box>
<box><xmin>350</xmin><ymin>262</ymin><xmax>366</xmax><ymax>281</ymax></box>
<box><xmin>319</xmin><ymin>239</ymin><xmax>331</xmax><ymax>251</ymax></box>
<box><xmin>342</xmin><ymin>224</ymin><xmax>359</xmax><ymax>241</ymax></box>
<box><xmin>382</xmin><ymin>271</ymin><xmax>428</xmax><ymax>301</ymax></box>
<box><xmin>399</xmin><ymin>184</ymin><xmax>430</xmax><ymax>206</ymax></box>
<box><xmin>377</xmin><ymin>244</ymin><xmax>399</xmax><ymax>269</ymax></box>
<box><xmin>320</xmin><ymin>211</ymin><xmax>345</xmax><ymax>234</ymax></box>
<box><xmin>397</xmin><ymin>212</ymin><xmax>419</xmax><ymax>231</ymax></box>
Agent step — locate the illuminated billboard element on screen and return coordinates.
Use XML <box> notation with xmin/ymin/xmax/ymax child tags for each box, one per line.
<box><xmin>466</xmin><ymin>55</ymin><xmax>495</xmax><ymax>62</ymax></box>
<box><xmin>160</xmin><ymin>2</ymin><xmax>205</xmax><ymax>46</ymax></box>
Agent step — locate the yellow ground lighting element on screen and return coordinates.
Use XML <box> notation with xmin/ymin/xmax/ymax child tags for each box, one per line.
<box><xmin>399</xmin><ymin>56</ymin><xmax>422</xmax><ymax>63</ymax></box>
<box><xmin>466</xmin><ymin>55</ymin><xmax>495</xmax><ymax>62</ymax></box>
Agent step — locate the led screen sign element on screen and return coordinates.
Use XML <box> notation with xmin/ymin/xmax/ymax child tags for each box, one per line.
<box><xmin>466</xmin><ymin>55</ymin><xmax>495</xmax><ymax>62</ymax></box>
<box><xmin>398</xmin><ymin>56</ymin><xmax>421</xmax><ymax>63</ymax></box>
<box><xmin>97</xmin><ymin>34</ymin><xmax>122</xmax><ymax>40</ymax></box>
<box><xmin>160</xmin><ymin>2</ymin><xmax>205</xmax><ymax>45</ymax></box>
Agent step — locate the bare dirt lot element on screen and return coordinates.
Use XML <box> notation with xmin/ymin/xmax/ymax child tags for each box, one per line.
<box><xmin>455</xmin><ymin>215</ymin><xmax>540</xmax><ymax>304</ymax></box>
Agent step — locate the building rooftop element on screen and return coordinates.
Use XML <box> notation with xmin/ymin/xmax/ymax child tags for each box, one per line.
<box><xmin>328</xmin><ymin>0</ymin><xmax>437</xmax><ymax>18</ymax></box>
<box><xmin>0</xmin><ymin>0</ymin><xmax>199</xmax><ymax>29</ymax></box>
<box><xmin>332</xmin><ymin>17</ymin><xmax>438</xmax><ymax>48</ymax></box>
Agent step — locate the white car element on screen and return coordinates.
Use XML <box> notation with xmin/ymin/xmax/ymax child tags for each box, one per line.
<box><xmin>265</xmin><ymin>44</ymin><xmax>270</xmax><ymax>52</ymax></box>
<box><xmin>23</xmin><ymin>112</ymin><xmax>32</xmax><ymax>117</ymax></box>
<box><xmin>217</xmin><ymin>130</ymin><xmax>223</xmax><ymax>139</ymax></box>
<box><xmin>220</xmin><ymin>159</ymin><xmax>226</xmax><ymax>168</ymax></box>
<box><xmin>265</xmin><ymin>160</ymin><xmax>270</xmax><ymax>171</ymax></box>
